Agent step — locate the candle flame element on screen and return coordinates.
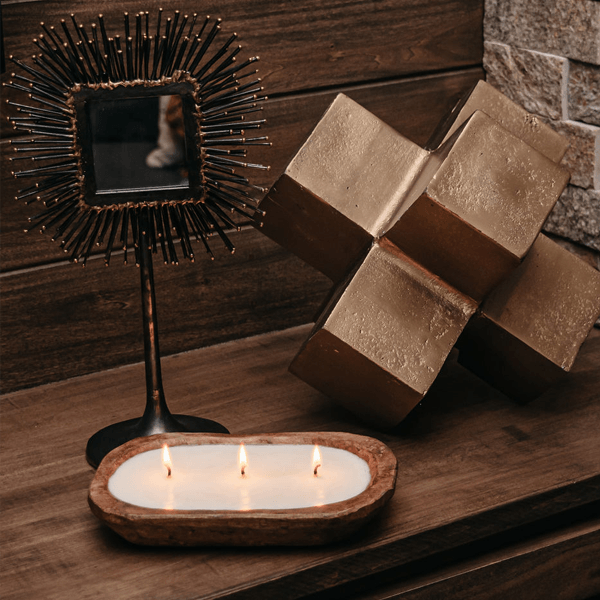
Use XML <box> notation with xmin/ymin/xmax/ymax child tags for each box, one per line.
<box><xmin>239</xmin><ymin>443</ymin><xmax>248</xmax><ymax>477</ymax></box>
<box><xmin>162</xmin><ymin>444</ymin><xmax>172</xmax><ymax>478</ymax></box>
<box><xmin>313</xmin><ymin>445</ymin><xmax>322</xmax><ymax>477</ymax></box>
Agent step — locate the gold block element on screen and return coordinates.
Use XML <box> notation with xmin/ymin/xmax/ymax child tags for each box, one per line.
<box><xmin>386</xmin><ymin>111</ymin><xmax>570</xmax><ymax>301</ymax></box>
<box><xmin>258</xmin><ymin>94</ymin><xmax>432</xmax><ymax>281</ymax></box>
<box><xmin>290</xmin><ymin>240</ymin><xmax>477</xmax><ymax>428</ymax></box>
<box><xmin>426</xmin><ymin>80</ymin><xmax>569</xmax><ymax>163</ymax></box>
<box><xmin>457</xmin><ymin>235</ymin><xmax>600</xmax><ymax>401</ymax></box>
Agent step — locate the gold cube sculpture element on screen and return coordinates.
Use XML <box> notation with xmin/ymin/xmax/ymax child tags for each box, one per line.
<box><xmin>258</xmin><ymin>94</ymin><xmax>433</xmax><ymax>281</ymax></box>
<box><xmin>426</xmin><ymin>80</ymin><xmax>569</xmax><ymax>163</ymax></box>
<box><xmin>457</xmin><ymin>235</ymin><xmax>600</xmax><ymax>401</ymax></box>
<box><xmin>385</xmin><ymin>111</ymin><xmax>570</xmax><ymax>301</ymax></box>
<box><xmin>290</xmin><ymin>240</ymin><xmax>477</xmax><ymax>428</ymax></box>
<box><xmin>257</xmin><ymin>81</ymin><xmax>598</xmax><ymax>427</ymax></box>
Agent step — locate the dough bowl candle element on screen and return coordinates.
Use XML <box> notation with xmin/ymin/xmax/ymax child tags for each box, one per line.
<box><xmin>89</xmin><ymin>432</ymin><xmax>397</xmax><ymax>546</ymax></box>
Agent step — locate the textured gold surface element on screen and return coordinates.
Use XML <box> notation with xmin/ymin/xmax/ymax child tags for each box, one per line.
<box><xmin>426</xmin><ymin>80</ymin><xmax>569</xmax><ymax>163</ymax></box>
<box><xmin>387</xmin><ymin>111</ymin><xmax>570</xmax><ymax>300</ymax></box>
<box><xmin>290</xmin><ymin>240</ymin><xmax>477</xmax><ymax>427</ymax></box>
<box><xmin>258</xmin><ymin>174</ymin><xmax>373</xmax><ymax>281</ymax></box>
<box><xmin>258</xmin><ymin>94</ymin><xmax>430</xmax><ymax>281</ymax></box>
<box><xmin>286</xmin><ymin>94</ymin><xmax>430</xmax><ymax>235</ymax></box>
<box><xmin>457</xmin><ymin>235</ymin><xmax>600</xmax><ymax>401</ymax></box>
<box><xmin>475</xmin><ymin>234</ymin><xmax>600</xmax><ymax>368</ymax></box>
<box><xmin>385</xmin><ymin>194</ymin><xmax>519</xmax><ymax>302</ymax></box>
<box><xmin>429</xmin><ymin>112</ymin><xmax>569</xmax><ymax>256</ymax></box>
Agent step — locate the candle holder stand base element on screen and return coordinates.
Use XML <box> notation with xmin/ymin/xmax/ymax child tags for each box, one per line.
<box><xmin>86</xmin><ymin>218</ymin><xmax>229</xmax><ymax>469</ymax></box>
<box><xmin>86</xmin><ymin>415</ymin><xmax>229</xmax><ymax>469</ymax></box>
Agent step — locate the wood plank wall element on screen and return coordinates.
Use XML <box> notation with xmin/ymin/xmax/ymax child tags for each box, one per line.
<box><xmin>0</xmin><ymin>0</ymin><xmax>484</xmax><ymax>393</ymax></box>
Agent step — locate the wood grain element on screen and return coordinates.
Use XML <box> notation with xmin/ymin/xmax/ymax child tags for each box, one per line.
<box><xmin>349</xmin><ymin>517</ymin><xmax>600</xmax><ymax>599</ymax></box>
<box><xmin>0</xmin><ymin>0</ymin><xmax>483</xmax><ymax>98</ymax></box>
<box><xmin>0</xmin><ymin>0</ymin><xmax>483</xmax><ymax>140</ymax></box>
<box><xmin>1</xmin><ymin>326</ymin><xmax>598</xmax><ymax>599</ymax></box>
<box><xmin>0</xmin><ymin>229</ymin><xmax>331</xmax><ymax>393</ymax></box>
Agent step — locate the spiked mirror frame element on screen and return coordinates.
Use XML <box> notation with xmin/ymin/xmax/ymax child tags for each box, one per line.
<box><xmin>6</xmin><ymin>9</ymin><xmax>270</xmax><ymax>265</ymax></box>
<box><xmin>6</xmin><ymin>9</ymin><xmax>270</xmax><ymax>467</ymax></box>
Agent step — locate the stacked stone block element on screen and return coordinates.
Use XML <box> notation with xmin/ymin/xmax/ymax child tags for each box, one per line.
<box><xmin>484</xmin><ymin>0</ymin><xmax>600</xmax><ymax>251</ymax></box>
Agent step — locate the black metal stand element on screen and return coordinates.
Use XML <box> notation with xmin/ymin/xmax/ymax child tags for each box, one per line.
<box><xmin>86</xmin><ymin>221</ymin><xmax>228</xmax><ymax>468</ymax></box>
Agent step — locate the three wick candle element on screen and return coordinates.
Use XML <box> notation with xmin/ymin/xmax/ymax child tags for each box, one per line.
<box><xmin>108</xmin><ymin>443</ymin><xmax>372</xmax><ymax>511</ymax></box>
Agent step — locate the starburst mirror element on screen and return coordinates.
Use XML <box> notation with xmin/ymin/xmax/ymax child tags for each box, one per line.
<box><xmin>6</xmin><ymin>9</ymin><xmax>270</xmax><ymax>467</ymax></box>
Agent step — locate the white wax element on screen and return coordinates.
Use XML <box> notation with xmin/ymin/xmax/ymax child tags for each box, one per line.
<box><xmin>108</xmin><ymin>444</ymin><xmax>371</xmax><ymax>510</ymax></box>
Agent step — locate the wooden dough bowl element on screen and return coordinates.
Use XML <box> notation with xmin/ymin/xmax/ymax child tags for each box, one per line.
<box><xmin>89</xmin><ymin>431</ymin><xmax>398</xmax><ymax>546</ymax></box>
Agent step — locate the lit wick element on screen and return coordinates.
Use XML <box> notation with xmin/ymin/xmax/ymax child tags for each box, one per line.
<box><xmin>312</xmin><ymin>445</ymin><xmax>322</xmax><ymax>477</ymax></box>
<box><xmin>162</xmin><ymin>444</ymin><xmax>172</xmax><ymax>478</ymax></box>
<box><xmin>239</xmin><ymin>443</ymin><xmax>248</xmax><ymax>478</ymax></box>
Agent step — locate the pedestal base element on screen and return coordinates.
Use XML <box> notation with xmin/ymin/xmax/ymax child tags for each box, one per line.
<box><xmin>86</xmin><ymin>415</ymin><xmax>229</xmax><ymax>468</ymax></box>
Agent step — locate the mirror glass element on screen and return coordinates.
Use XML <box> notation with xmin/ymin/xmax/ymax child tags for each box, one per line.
<box><xmin>88</xmin><ymin>94</ymin><xmax>191</xmax><ymax>195</ymax></box>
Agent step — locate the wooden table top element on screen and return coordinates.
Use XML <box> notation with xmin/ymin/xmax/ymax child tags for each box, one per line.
<box><xmin>1</xmin><ymin>325</ymin><xmax>599</xmax><ymax>600</ymax></box>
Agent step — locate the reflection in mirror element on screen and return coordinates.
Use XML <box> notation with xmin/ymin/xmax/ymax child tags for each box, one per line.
<box><xmin>89</xmin><ymin>94</ymin><xmax>190</xmax><ymax>194</ymax></box>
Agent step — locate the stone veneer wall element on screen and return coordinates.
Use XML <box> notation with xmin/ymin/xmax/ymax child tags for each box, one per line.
<box><xmin>484</xmin><ymin>0</ymin><xmax>600</xmax><ymax>252</ymax></box>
